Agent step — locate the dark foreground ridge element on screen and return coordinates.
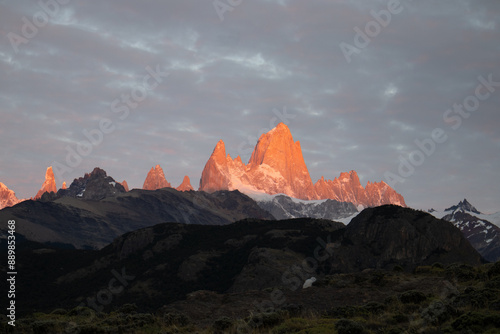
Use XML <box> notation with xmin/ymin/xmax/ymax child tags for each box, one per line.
<box><xmin>3</xmin><ymin>206</ymin><xmax>484</xmax><ymax>325</ymax></box>
<box><xmin>0</xmin><ymin>187</ymin><xmax>274</xmax><ymax>249</ymax></box>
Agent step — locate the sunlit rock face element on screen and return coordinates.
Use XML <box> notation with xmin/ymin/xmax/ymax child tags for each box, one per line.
<box><xmin>200</xmin><ymin>123</ymin><xmax>406</xmax><ymax>208</ymax></box>
<box><xmin>143</xmin><ymin>165</ymin><xmax>171</xmax><ymax>190</ymax></box>
<box><xmin>177</xmin><ymin>176</ymin><xmax>194</xmax><ymax>192</ymax></box>
<box><xmin>314</xmin><ymin>172</ymin><xmax>406</xmax><ymax>208</ymax></box>
<box><xmin>0</xmin><ymin>182</ymin><xmax>23</xmax><ymax>209</ymax></box>
<box><xmin>200</xmin><ymin>123</ymin><xmax>315</xmax><ymax>199</ymax></box>
<box><xmin>35</xmin><ymin>166</ymin><xmax>57</xmax><ymax>199</ymax></box>
<box><xmin>120</xmin><ymin>180</ymin><xmax>129</xmax><ymax>192</ymax></box>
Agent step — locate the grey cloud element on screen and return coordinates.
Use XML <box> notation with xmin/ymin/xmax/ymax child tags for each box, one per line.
<box><xmin>0</xmin><ymin>0</ymin><xmax>499</xmax><ymax>212</ymax></box>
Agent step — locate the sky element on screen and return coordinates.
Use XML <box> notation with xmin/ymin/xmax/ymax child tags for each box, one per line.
<box><xmin>0</xmin><ymin>0</ymin><xmax>499</xmax><ymax>212</ymax></box>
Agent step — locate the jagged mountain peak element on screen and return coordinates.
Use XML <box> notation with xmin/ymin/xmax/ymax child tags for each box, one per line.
<box><xmin>445</xmin><ymin>198</ymin><xmax>480</xmax><ymax>214</ymax></box>
<box><xmin>61</xmin><ymin>167</ymin><xmax>126</xmax><ymax>200</ymax></box>
<box><xmin>177</xmin><ymin>175</ymin><xmax>194</xmax><ymax>192</ymax></box>
<box><xmin>35</xmin><ymin>166</ymin><xmax>57</xmax><ymax>199</ymax></box>
<box><xmin>0</xmin><ymin>182</ymin><xmax>23</xmax><ymax>209</ymax></box>
<box><xmin>200</xmin><ymin>123</ymin><xmax>406</xmax><ymax>207</ymax></box>
<box><xmin>200</xmin><ymin>123</ymin><xmax>316</xmax><ymax>200</ymax></box>
<box><xmin>143</xmin><ymin>164</ymin><xmax>172</xmax><ymax>190</ymax></box>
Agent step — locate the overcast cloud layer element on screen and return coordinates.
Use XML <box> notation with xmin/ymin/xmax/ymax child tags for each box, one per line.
<box><xmin>1</xmin><ymin>0</ymin><xmax>499</xmax><ymax>212</ymax></box>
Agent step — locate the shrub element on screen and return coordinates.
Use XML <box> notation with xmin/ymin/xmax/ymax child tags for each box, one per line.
<box><xmin>391</xmin><ymin>314</ymin><xmax>409</xmax><ymax>324</ymax></box>
<box><xmin>414</xmin><ymin>266</ymin><xmax>433</xmax><ymax>274</ymax></box>
<box><xmin>79</xmin><ymin>325</ymin><xmax>108</xmax><ymax>334</ymax></box>
<box><xmin>488</xmin><ymin>261</ymin><xmax>500</xmax><ymax>278</ymax></box>
<box><xmin>50</xmin><ymin>308</ymin><xmax>67</xmax><ymax>315</ymax></box>
<box><xmin>360</xmin><ymin>302</ymin><xmax>386</xmax><ymax>315</ymax></box>
<box><xmin>453</xmin><ymin>288</ymin><xmax>498</xmax><ymax>309</ymax></box>
<box><xmin>369</xmin><ymin>272</ymin><xmax>386</xmax><ymax>286</ymax></box>
<box><xmin>335</xmin><ymin>319</ymin><xmax>366</xmax><ymax>334</ymax></box>
<box><xmin>326</xmin><ymin>306</ymin><xmax>357</xmax><ymax>318</ymax></box>
<box><xmin>400</xmin><ymin>290</ymin><xmax>427</xmax><ymax>304</ymax></box>
<box><xmin>32</xmin><ymin>320</ymin><xmax>62</xmax><ymax>334</ymax></box>
<box><xmin>445</xmin><ymin>264</ymin><xmax>476</xmax><ymax>281</ymax></box>
<box><xmin>392</xmin><ymin>265</ymin><xmax>404</xmax><ymax>272</ymax></box>
<box><xmin>485</xmin><ymin>277</ymin><xmax>500</xmax><ymax>289</ymax></box>
<box><xmin>451</xmin><ymin>311</ymin><xmax>500</xmax><ymax>332</ymax></box>
<box><xmin>118</xmin><ymin>303</ymin><xmax>138</xmax><ymax>314</ymax></box>
<box><xmin>248</xmin><ymin>310</ymin><xmax>286</xmax><ymax>328</ymax></box>
<box><xmin>213</xmin><ymin>316</ymin><xmax>233</xmax><ymax>330</ymax></box>
<box><xmin>67</xmin><ymin>306</ymin><xmax>95</xmax><ymax>318</ymax></box>
<box><xmin>128</xmin><ymin>313</ymin><xmax>155</xmax><ymax>327</ymax></box>
<box><xmin>432</xmin><ymin>262</ymin><xmax>444</xmax><ymax>269</ymax></box>
<box><xmin>281</xmin><ymin>304</ymin><xmax>303</xmax><ymax>317</ymax></box>
<box><xmin>271</xmin><ymin>318</ymin><xmax>309</xmax><ymax>334</ymax></box>
<box><xmin>163</xmin><ymin>312</ymin><xmax>190</xmax><ymax>326</ymax></box>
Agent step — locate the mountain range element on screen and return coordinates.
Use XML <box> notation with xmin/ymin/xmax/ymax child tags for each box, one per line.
<box><xmin>200</xmin><ymin>123</ymin><xmax>406</xmax><ymax>207</ymax></box>
<box><xmin>0</xmin><ymin>123</ymin><xmax>405</xmax><ymax>210</ymax></box>
<box><xmin>0</xmin><ymin>168</ymin><xmax>273</xmax><ymax>249</ymax></box>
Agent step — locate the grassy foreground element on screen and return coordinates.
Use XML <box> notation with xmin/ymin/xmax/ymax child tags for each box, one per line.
<box><xmin>3</xmin><ymin>262</ymin><xmax>500</xmax><ymax>334</ymax></box>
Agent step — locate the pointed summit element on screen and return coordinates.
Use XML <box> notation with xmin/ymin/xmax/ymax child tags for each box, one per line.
<box><xmin>445</xmin><ymin>199</ymin><xmax>480</xmax><ymax>214</ymax></box>
<box><xmin>35</xmin><ymin>166</ymin><xmax>57</xmax><ymax>199</ymax></box>
<box><xmin>143</xmin><ymin>165</ymin><xmax>172</xmax><ymax>190</ymax></box>
<box><xmin>248</xmin><ymin>122</ymin><xmax>316</xmax><ymax>199</ymax></box>
<box><xmin>0</xmin><ymin>182</ymin><xmax>23</xmax><ymax>209</ymax></box>
<box><xmin>200</xmin><ymin>123</ymin><xmax>316</xmax><ymax>199</ymax></box>
<box><xmin>65</xmin><ymin>167</ymin><xmax>126</xmax><ymax>200</ymax></box>
<box><xmin>177</xmin><ymin>176</ymin><xmax>194</xmax><ymax>191</ymax></box>
<box><xmin>199</xmin><ymin>140</ymin><xmax>232</xmax><ymax>192</ymax></box>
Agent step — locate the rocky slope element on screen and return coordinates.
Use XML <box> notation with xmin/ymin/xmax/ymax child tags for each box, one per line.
<box><xmin>255</xmin><ymin>194</ymin><xmax>358</xmax><ymax>221</ymax></box>
<box><xmin>0</xmin><ymin>185</ymin><xmax>274</xmax><ymax>249</ymax></box>
<box><xmin>34</xmin><ymin>166</ymin><xmax>58</xmax><ymax>199</ymax></box>
<box><xmin>143</xmin><ymin>165</ymin><xmax>171</xmax><ymax>190</ymax></box>
<box><xmin>0</xmin><ymin>182</ymin><xmax>23</xmax><ymax>209</ymax></box>
<box><xmin>432</xmin><ymin>199</ymin><xmax>500</xmax><ymax>262</ymax></box>
<box><xmin>6</xmin><ymin>206</ymin><xmax>482</xmax><ymax>316</ymax></box>
<box><xmin>200</xmin><ymin>123</ymin><xmax>406</xmax><ymax>207</ymax></box>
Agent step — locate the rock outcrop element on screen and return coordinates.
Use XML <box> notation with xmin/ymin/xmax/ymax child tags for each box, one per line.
<box><xmin>60</xmin><ymin>167</ymin><xmax>126</xmax><ymax>200</ymax></box>
<box><xmin>120</xmin><ymin>180</ymin><xmax>130</xmax><ymax>192</ymax></box>
<box><xmin>177</xmin><ymin>176</ymin><xmax>194</xmax><ymax>191</ymax></box>
<box><xmin>256</xmin><ymin>194</ymin><xmax>358</xmax><ymax>220</ymax></box>
<box><xmin>35</xmin><ymin>167</ymin><xmax>57</xmax><ymax>199</ymax></box>
<box><xmin>143</xmin><ymin>165</ymin><xmax>171</xmax><ymax>190</ymax></box>
<box><xmin>330</xmin><ymin>205</ymin><xmax>481</xmax><ymax>272</ymax></box>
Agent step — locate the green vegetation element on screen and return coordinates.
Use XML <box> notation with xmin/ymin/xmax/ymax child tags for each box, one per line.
<box><xmin>5</xmin><ymin>262</ymin><xmax>500</xmax><ymax>333</ymax></box>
